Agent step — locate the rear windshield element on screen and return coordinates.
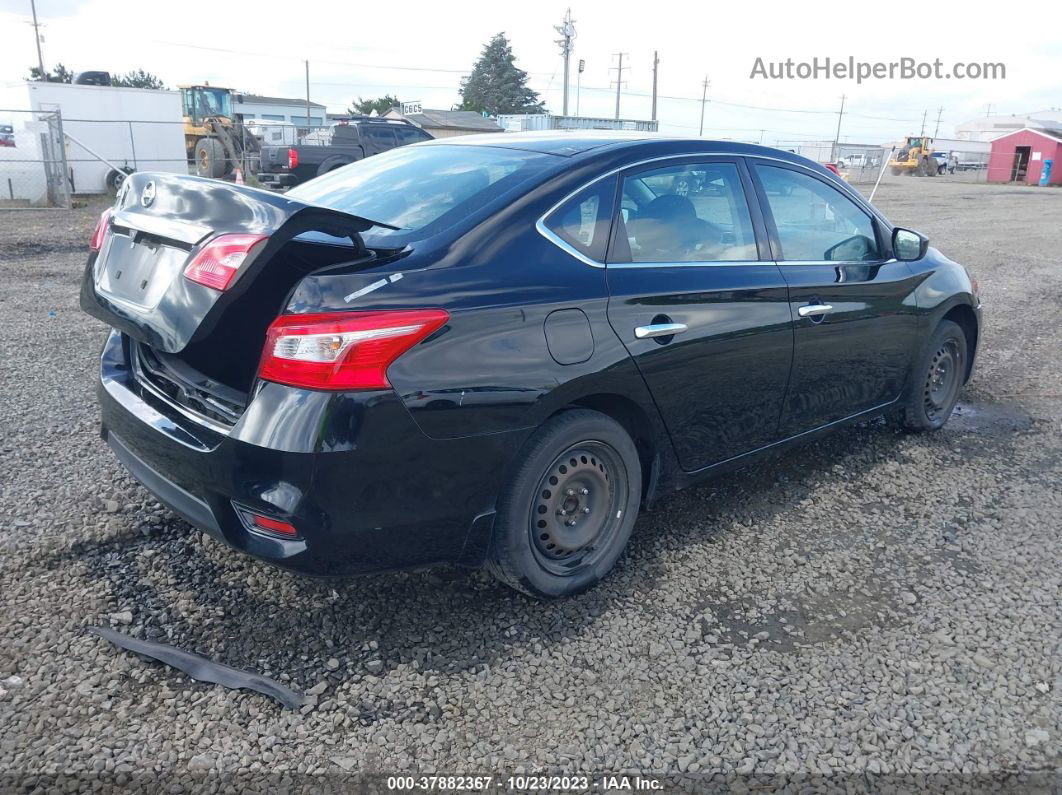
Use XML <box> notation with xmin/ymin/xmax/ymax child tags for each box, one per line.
<box><xmin>287</xmin><ymin>144</ymin><xmax>554</xmax><ymax>248</ymax></box>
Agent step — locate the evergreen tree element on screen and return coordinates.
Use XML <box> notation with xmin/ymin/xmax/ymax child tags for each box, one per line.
<box><xmin>28</xmin><ymin>63</ymin><xmax>74</xmax><ymax>83</ymax></box>
<box><xmin>348</xmin><ymin>95</ymin><xmax>401</xmax><ymax>115</ymax></box>
<box><xmin>112</xmin><ymin>69</ymin><xmax>166</xmax><ymax>90</ymax></box>
<box><xmin>459</xmin><ymin>34</ymin><xmax>544</xmax><ymax>116</ymax></box>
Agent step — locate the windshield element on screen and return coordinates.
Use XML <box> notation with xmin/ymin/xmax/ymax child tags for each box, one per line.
<box><xmin>287</xmin><ymin>144</ymin><xmax>554</xmax><ymax>247</ymax></box>
<box><xmin>193</xmin><ymin>88</ymin><xmax>232</xmax><ymax>119</ymax></box>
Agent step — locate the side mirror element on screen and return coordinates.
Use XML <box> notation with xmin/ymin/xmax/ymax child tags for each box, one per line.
<box><xmin>824</xmin><ymin>234</ymin><xmax>875</xmax><ymax>262</ymax></box>
<box><xmin>892</xmin><ymin>227</ymin><xmax>928</xmax><ymax>261</ymax></box>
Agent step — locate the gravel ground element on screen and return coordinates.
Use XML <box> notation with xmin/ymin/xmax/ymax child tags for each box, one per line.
<box><xmin>0</xmin><ymin>180</ymin><xmax>1059</xmax><ymax>790</ymax></box>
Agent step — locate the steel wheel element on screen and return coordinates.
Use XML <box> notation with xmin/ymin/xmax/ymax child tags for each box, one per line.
<box><xmin>923</xmin><ymin>339</ymin><xmax>962</xmax><ymax>423</ymax></box>
<box><xmin>529</xmin><ymin>441</ymin><xmax>628</xmax><ymax>577</ymax></box>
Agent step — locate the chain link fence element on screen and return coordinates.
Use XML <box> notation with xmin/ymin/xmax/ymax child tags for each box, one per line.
<box><xmin>775</xmin><ymin>139</ymin><xmax>996</xmax><ymax>187</ymax></box>
<box><xmin>0</xmin><ymin>109</ymin><xmax>71</xmax><ymax>208</ymax></box>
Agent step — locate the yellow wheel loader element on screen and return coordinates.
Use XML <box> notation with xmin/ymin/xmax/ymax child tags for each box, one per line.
<box><xmin>889</xmin><ymin>137</ymin><xmax>939</xmax><ymax>177</ymax></box>
<box><xmin>180</xmin><ymin>85</ymin><xmax>260</xmax><ymax>180</ymax></box>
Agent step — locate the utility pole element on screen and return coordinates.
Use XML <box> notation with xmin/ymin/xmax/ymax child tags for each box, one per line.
<box><xmin>576</xmin><ymin>59</ymin><xmax>585</xmax><ymax>116</ymax></box>
<box><xmin>651</xmin><ymin>50</ymin><xmax>659</xmax><ymax>122</ymax></box>
<box><xmin>611</xmin><ymin>53</ymin><xmax>627</xmax><ymax>120</ymax></box>
<box><xmin>698</xmin><ymin>75</ymin><xmax>710</xmax><ymax>136</ymax></box>
<box><xmin>554</xmin><ymin>9</ymin><xmax>576</xmax><ymax>116</ymax></box>
<box><xmin>919</xmin><ymin>108</ymin><xmax>927</xmax><ymax>137</ymax></box>
<box><xmin>832</xmin><ymin>93</ymin><xmax>846</xmax><ymax>162</ymax></box>
<box><xmin>305</xmin><ymin>60</ymin><xmax>311</xmax><ymax>129</ymax></box>
<box><xmin>984</xmin><ymin>103</ymin><xmax>994</xmax><ymax>117</ymax></box>
<box><xmin>29</xmin><ymin>0</ymin><xmax>46</xmax><ymax>79</ymax></box>
<box><xmin>933</xmin><ymin>106</ymin><xmax>944</xmax><ymax>138</ymax></box>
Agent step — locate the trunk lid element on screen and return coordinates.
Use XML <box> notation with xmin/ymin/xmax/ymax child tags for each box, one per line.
<box><xmin>80</xmin><ymin>172</ymin><xmax>382</xmax><ymax>354</ymax></box>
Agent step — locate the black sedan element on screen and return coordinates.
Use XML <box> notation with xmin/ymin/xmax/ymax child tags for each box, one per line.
<box><xmin>80</xmin><ymin>133</ymin><xmax>981</xmax><ymax>598</ymax></box>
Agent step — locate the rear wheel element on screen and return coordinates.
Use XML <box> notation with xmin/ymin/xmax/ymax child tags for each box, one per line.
<box><xmin>195</xmin><ymin>137</ymin><xmax>228</xmax><ymax>178</ymax></box>
<box><xmin>898</xmin><ymin>319</ymin><xmax>967</xmax><ymax>432</ymax></box>
<box><xmin>488</xmin><ymin>410</ymin><xmax>641</xmax><ymax>598</ymax></box>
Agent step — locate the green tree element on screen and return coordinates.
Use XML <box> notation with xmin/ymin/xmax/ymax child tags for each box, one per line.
<box><xmin>459</xmin><ymin>33</ymin><xmax>544</xmax><ymax>116</ymax></box>
<box><xmin>28</xmin><ymin>63</ymin><xmax>74</xmax><ymax>83</ymax></box>
<box><xmin>112</xmin><ymin>69</ymin><xmax>166</xmax><ymax>90</ymax></box>
<box><xmin>348</xmin><ymin>94</ymin><xmax>401</xmax><ymax>115</ymax></box>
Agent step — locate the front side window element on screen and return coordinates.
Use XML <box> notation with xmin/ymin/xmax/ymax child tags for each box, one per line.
<box><xmin>616</xmin><ymin>162</ymin><xmax>758</xmax><ymax>263</ymax></box>
<box><xmin>755</xmin><ymin>165</ymin><xmax>880</xmax><ymax>262</ymax></box>
<box><xmin>542</xmin><ymin>176</ymin><xmax>617</xmax><ymax>262</ymax></box>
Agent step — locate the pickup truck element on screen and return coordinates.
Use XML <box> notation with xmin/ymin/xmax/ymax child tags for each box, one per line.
<box><xmin>258</xmin><ymin>118</ymin><xmax>433</xmax><ymax>189</ymax></box>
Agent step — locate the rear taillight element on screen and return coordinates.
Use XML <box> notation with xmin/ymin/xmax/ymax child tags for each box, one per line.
<box><xmin>183</xmin><ymin>233</ymin><xmax>268</xmax><ymax>292</ymax></box>
<box><xmin>89</xmin><ymin>207</ymin><xmax>112</xmax><ymax>251</ymax></box>
<box><xmin>824</xmin><ymin>163</ymin><xmax>841</xmax><ymax>176</ymax></box>
<box><xmin>257</xmin><ymin>309</ymin><xmax>449</xmax><ymax>391</ymax></box>
<box><xmin>287</xmin><ymin>147</ymin><xmax>298</xmax><ymax>170</ymax></box>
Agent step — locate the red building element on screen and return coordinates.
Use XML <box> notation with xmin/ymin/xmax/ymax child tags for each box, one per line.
<box><xmin>987</xmin><ymin>128</ymin><xmax>1062</xmax><ymax>185</ymax></box>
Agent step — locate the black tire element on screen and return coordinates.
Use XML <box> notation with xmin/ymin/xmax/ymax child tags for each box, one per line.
<box><xmin>488</xmin><ymin>410</ymin><xmax>642</xmax><ymax>599</ymax></box>
<box><xmin>195</xmin><ymin>137</ymin><xmax>228</xmax><ymax>178</ymax></box>
<box><xmin>897</xmin><ymin>319</ymin><xmax>967</xmax><ymax>432</ymax></box>
<box><xmin>105</xmin><ymin>167</ymin><xmax>132</xmax><ymax>196</ymax></box>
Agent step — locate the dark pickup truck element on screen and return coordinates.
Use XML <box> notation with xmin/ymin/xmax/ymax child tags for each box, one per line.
<box><xmin>258</xmin><ymin>117</ymin><xmax>433</xmax><ymax>189</ymax></box>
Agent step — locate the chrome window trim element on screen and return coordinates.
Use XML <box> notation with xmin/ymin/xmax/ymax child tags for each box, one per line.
<box><xmin>607</xmin><ymin>259</ymin><xmax>771</xmax><ymax>270</ymax></box>
<box><xmin>778</xmin><ymin>258</ymin><xmax>900</xmax><ymax>267</ymax></box>
<box><xmin>535</xmin><ymin>150</ymin><xmax>830</xmax><ymax>270</ymax></box>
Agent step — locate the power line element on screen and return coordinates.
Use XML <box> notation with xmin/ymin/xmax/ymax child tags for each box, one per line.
<box><xmin>650</xmin><ymin>51</ymin><xmax>659</xmax><ymax>123</ymax></box>
<box><xmin>554</xmin><ymin>8</ymin><xmax>575</xmax><ymax>116</ymax></box>
<box><xmin>610</xmin><ymin>53</ymin><xmax>628</xmax><ymax>120</ymax></box>
<box><xmin>832</xmin><ymin>94</ymin><xmax>846</xmax><ymax>161</ymax></box>
<box><xmin>29</xmin><ymin>0</ymin><xmax>46</xmax><ymax>78</ymax></box>
<box><xmin>698</xmin><ymin>75</ymin><xmax>710</xmax><ymax>136</ymax></box>
<box><xmin>155</xmin><ymin>37</ymin><xmax>968</xmax><ymax>128</ymax></box>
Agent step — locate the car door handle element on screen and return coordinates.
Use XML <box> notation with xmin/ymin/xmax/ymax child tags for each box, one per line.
<box><xmin>634</xmin><ymin>323</ymin><xmax>688</xmax><ymax>339</ymax></box>
<box><xmin>797</xmin><ymin>303</ymin><xmax>834</xmax><ymax>318</ymax></box>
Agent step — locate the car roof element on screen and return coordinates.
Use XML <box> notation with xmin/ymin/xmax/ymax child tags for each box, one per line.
<box><xmin>418</xmin><ymin>130</ymin><xmax>820</xmax><ymax>166</ymax></box>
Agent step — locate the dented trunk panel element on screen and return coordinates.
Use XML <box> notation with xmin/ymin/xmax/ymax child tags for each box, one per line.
<box><xmin>80</xmin><ymin>172</ymin><xmax>379</xmax><ymax>354</ymax></box>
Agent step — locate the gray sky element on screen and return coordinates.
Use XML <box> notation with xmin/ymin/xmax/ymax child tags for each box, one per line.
<box><xmin>2</xmin><ymin>0</ymin><xmax>1059</xmax><ymax>144</ymax></box>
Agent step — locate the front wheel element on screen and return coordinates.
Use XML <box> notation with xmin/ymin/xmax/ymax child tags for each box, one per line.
<box><xmin>195</xmin><ymin>137</ymin><xmax>228</xmax><ymax>179</ymax></box>
<box><xmin>897</xmin><ymin>319</ymin><xmax>968</xmax><ymax>432</ymax></box>
<box><xmin>488</xmin><ymin>410</ymin><xmax>642</xmax><ymax>599</ymax></box>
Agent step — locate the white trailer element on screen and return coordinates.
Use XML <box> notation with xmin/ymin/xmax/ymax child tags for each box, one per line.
<box><xmin>0</xmin><ymin>81</ymin><xmax>186</xmax><ymax>202</ymax></box>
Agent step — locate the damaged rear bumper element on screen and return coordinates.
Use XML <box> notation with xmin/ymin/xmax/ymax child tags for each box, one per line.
<box><xmin>96</xmin><ymin>330</ymin><xmax>516</xmax><ymax>576</ymax></box>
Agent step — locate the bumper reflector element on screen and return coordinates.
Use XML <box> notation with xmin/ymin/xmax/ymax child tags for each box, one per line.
<box><xmin>252</xmin><ymin>515</ymin><xmax>298</xmax><ymax>537</ymax></box>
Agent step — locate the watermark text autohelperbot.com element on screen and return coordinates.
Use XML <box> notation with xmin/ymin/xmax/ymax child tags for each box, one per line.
<box><xmin>750</xmin><ymin>56</ymin><xmax>1005</xmax><ymax>83</ymax></box>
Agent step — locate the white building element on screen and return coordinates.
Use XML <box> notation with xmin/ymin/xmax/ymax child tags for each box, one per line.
<box><xmin>234</xmin><ymin>94</ymin><xmax>327</xmax><ymax>128</ymax></box>
<box><xmin>955</xmin><ymin>109</ymin><xmax>1062</xmax><ymax>142</ymax></box>
<box><xmin>0</xmin><ymin>80</ymin><xmax>186</xmax><ymax>202</ymax></box>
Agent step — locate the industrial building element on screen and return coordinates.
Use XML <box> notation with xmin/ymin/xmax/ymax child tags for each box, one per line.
<box><xmin>384</xmin><ymin>108</ymin><xmax>502</xmax><ymax>138</ymax></box>
<box><xmin>498</xmin><ymin>113</ymin><xmax>658</xmax><ymax>132</ymax></box>
<box><xmin>233</xmin><ymin>94</ymin><xmax>327</xmax><ymax>127</ymax></box>
<box><xmin>955</xmin><ymin>110</ymin><xmax>1062</xmax><ymax>142</ymax></box>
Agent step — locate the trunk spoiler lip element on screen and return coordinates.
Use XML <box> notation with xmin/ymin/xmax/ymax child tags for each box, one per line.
<box><xmin>113</xmin><ymin>171</ymin><xmax>399</xmax><ymax>243</ymax></box>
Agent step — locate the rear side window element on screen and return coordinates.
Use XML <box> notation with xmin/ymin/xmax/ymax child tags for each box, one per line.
<box><xmin>755</xmin><ymin>165</ymin><xmax>880</xmax><ymax>262</ymax></box>
<box><xmin>288</xmin><ymin>144</ymin><xmax>553</xmax><ymax>248</ymax></box>
<box><xmin>363</xmin><ymin>126</ymin><xmax>397</xmax><ymax>147</ymax></box>
<box><xmin>396</xmin><ymin>126</ymin><xmax>431</xmax><ymax>144</ymax></box>
<box><xmin>542</xmin><ymin>176</ymin><xmax>617</xmax><ymax>262</ymax></box>
<box><xmin>616</xmin><ymin>162</ymin><xmax>758</xmax><ymax>263</ymax></box>
<box><xmin>332</xmin><ymin>125</ymin><xmax>359</xmax><ymax>142</ymax></box>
